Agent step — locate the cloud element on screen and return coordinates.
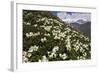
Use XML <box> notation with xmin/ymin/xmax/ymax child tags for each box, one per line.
<box><xmin>57</xmin><ymin>12</ymin><xmax>91</xmax><ymax>23</ymax></box>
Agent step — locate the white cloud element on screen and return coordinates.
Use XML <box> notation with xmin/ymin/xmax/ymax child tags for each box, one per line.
<box><xmin>57</xmin><ymin>12</ymin><xmax>91</xmax><ymax>23</ymax></box>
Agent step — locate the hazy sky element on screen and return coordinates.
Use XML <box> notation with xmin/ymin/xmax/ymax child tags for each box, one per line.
<box><xmin>52</xmin><ymin>11</ymin><xmax>91</xmax><ymax>23</ymax></box>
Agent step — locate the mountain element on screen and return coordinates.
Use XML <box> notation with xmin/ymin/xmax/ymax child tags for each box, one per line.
<box><xmin>23</xmin><ymin>10</ymin><xmax>91</xmax><ymax>62</ymax></box>
<box><xmin>70</xmin><ymin>22</ymin><xmax>91</xmax><ymax>38</ymax></box>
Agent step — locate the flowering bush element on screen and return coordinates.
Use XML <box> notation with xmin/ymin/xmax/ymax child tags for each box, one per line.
<box><xmin>23</xmin><ymin>10</ymin><xmax>91</xmax><ymax>63</ymax></box>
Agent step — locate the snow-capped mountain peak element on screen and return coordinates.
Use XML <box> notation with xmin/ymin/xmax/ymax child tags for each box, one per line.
<box><xmin>75</xmin><ymin>19</ymin><xmax>87</xmax><ymax>24</ymax></box>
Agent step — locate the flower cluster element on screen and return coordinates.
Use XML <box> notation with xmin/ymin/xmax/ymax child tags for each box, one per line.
<box><xmin>41</xmin><ymin>37</ymin><xmax>47</xmax><ymax>42</ymax></box>
<box><xmin>26</xmin><ymin>32</ymin><xmax>40</xmax><ymax>38</ymax></box>
<box><xmin>38</xmin><ymin>55</ymin><xmax>48</xmax><ymax>62</ymax></box>
<box><xmin>28</xmin><ymin>45</ymin><xmax>39</xmax><ymax>52</ymax></box>
<box><xmin>59</xmin><ymin>53</ymin><xmax>68</xmax><ymax>60</ymax></box>
<box><xmin>47</xmin><ymin>46</ymin><xmax>59</xmax><ymax>58</ymax></box>
<box><xmin>22</xmin><ymin>51</ymin><xmax>28</xmax><ymax>63</ymax></box>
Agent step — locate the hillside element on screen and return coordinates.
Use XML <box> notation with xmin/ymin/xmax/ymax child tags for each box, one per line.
<box><xmin>23</xmin><ymin>10</ymin><xmax>91</xmax><ymax>62</ymax></box>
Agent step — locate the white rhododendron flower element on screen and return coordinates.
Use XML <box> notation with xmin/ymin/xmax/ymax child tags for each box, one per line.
<box><xmin>49</xmin><ymin>52</ymin><xmax>57</xmax><ymax>58</ymax></box>
<box><xmin>22</xmin><ymin>51</ymin><xmax>28</xmax><ymax>63</ymax></box>
<box><xmin>27</xmin><ymin>53</ymin><xmax>32</xmax><ymax>57</ymax></box>
<box><xmin>62</xmin><ymin>53</ymin><xmax>68</xmax><ymax>60</ymax></box>
<box><xmin>80</xmin><ymin>47</ymin><xmax>85</xmax><ymax>53</ymax></box>
<box><xmin>52</xmin><ymin>46</ymin><xmax>59</xmax><ymax>53</ymax></box>
<box><xmin>52</xmin><ymin>30</ymin><xmax>61</xmax><ymax>35</ymax></box>
<box><xmin>74</xmin><ymin>46</ymin><xmax>79</xmax><ymax>52</ymax></box>
<box><xmin>54</xmin><ymin>35</ymin><xmax>60</xmax><ymax>40</ymax></box>
<box><xmin>77</xmin><ymin>56</ymin><xmax>86</xmax><ymax>60</ymax></box>
<box><xmin>38</xmin><ymin>59</ymin><xmax>42</xmax><ymax>62</ymax></box>
<box><xmin>33</xmin><ymin>24</ymin><xmax>38</xmax><ymax>27</ymax></box>
<box><xmin>83</xmin><ymin>52</ymin><xmax>87</xmax><ymax>57</ymax></box>
<box><xmin>26</xmin><ymin>22</ymin><xmax>31</xmax><ymax>25</ymax></box>
<box><xmin>65</xmin><ymin>42</ymin><xmax>71</xmax><ymax>51</ymax></box>
<box><xmin>79</xmin><ymin>56</ymin><xmax>86</xmax><ymax>60</ymax></box>
<box><xmin>41</xmin><ymin>17</ymin><xmax>46</xmax><ymax>21</ymax></box>
<box><xmin>41</xmin><ymin>37</ymin><xmax>47</xmax><ymax>42</ymax></box>
<box><xmin>26</xmin><ymin>33</ymin><xmax>30</xmax><ymax>38</ymax></box>
<box><xmin>59</xmin><ymin>53</ymin><xmax>67</xmax><ymax>60</ymax></box>
<box><xmin>84</xmin><ymin>37</ymin><xmax>89</xmax><ymax>41</ymax></box>
<box><xmin>44</xmin><ymin>26</ymin><xmax>52</xmax><ymax>31</ymax></box>
<box><xmin>28</xmin><ymin>45</ymin><xmax>39</xmax><ymax>52</ymax></box>
<box><xmin>23</xmin><ymin>51</ymin><xmax>27</xmax><ymax>56</ymax></box>
<box><xmin>41</xmin><ymin>55</ymin><xmax>48</xmax><ymax>62</ymax></box>
<box><xmin>36</xmin><ymin>19</ymin><xmax>41</xmax><ymax>22</ymax></box>
<box><xmin>47</xmin><ymin>51</ymin><xmax>50</xmax><ymax>54</ymax></box>
<box><xmin>33</xmin><ymin>32</ymin><xmax>40</xmax><ymax>36</ymax></box>
<box><xmin>83</xmin><ymin>44</ymin><xmax>89</xmax><ymax>49</ymax></box>
<box><xmin>44</xmin><ymin>33</ymin><xmax>50</xmax><ymax>36</ymax></box>
<box><xmin>26</xmin><ymin>32</ymin><xmax>40</xmax><ymax>38</ymax></box>
<box><xmin>59</xmin><ymin>32</ymin><xmax>66</xmax><ymax>38</ymax></box>
<box><xmin>65</xmin><ymin>28</ymin><xmax>71</xmax><ymax>32</ymax></box>
<box><xmin>23</xmin><ymin>56</ymin><xmax>28</xmax><ymax>63</ymax></box>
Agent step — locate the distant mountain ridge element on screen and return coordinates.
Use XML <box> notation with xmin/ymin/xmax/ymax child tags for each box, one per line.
<box><xmin>70</xmin><ymin>22</ymin><xmax>91</xmax><ymax>38</ymax></box>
